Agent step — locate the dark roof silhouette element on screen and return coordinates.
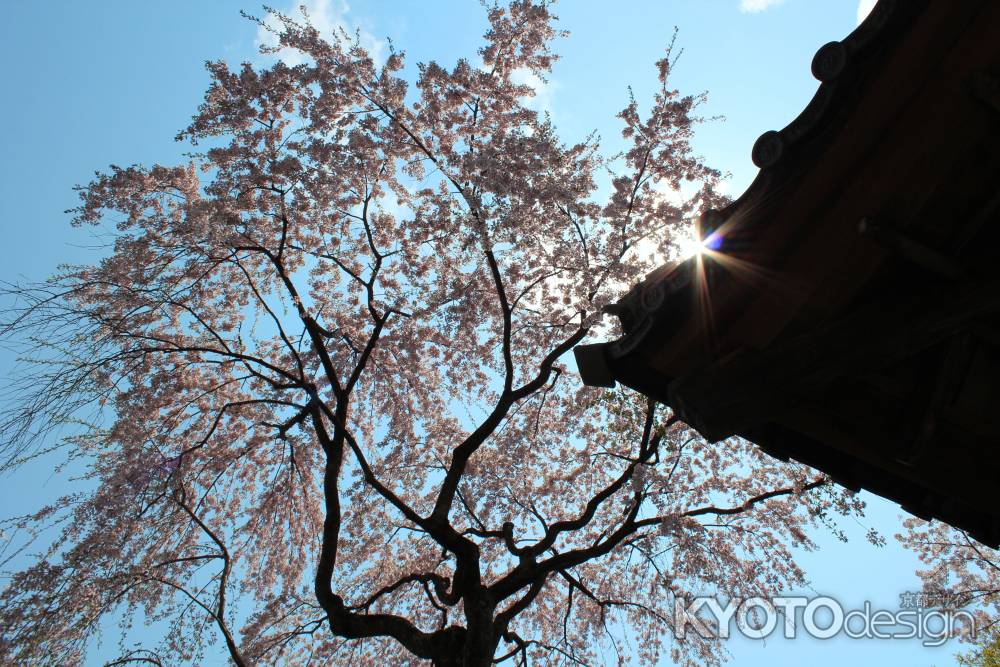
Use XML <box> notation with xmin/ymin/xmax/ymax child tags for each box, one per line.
<box><xmin>577</xmin><ymin>0</ymin><xmax>1000</xmax><ymax>547</ymax></box>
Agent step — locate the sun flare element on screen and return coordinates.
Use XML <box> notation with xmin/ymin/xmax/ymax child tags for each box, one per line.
<box><xmin>676</xmin><ymin>229</ymin><xmax>707</xmax><ymax>259</ymax></box>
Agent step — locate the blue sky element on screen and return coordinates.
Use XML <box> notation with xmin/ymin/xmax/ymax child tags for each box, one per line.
<box><xmin>0</xmin><ymin>1</ymin><xmax>962</xmax><ymax>665</ymax></box>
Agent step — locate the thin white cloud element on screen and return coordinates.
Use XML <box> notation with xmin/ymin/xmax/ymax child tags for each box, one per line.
<box><xmin>740</xmin><ymin>0</ymin><xmax>787</xmax><ymax>13</ymax></box>
<box><xmin>510</xmin><ymin>68</ymin><xmax>557</xmax><ymax>114</ymax></box>
<box><xmin>856</xmin><ymin>0</ymin><xmax>878</xmax><ymax>24</ymax></box>
<box><xmin>256</xmin><ymin>0</ymin><xmax>385</xmax><ymax>66</ymax></box>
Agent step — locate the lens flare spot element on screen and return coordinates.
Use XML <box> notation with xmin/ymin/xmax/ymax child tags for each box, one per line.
<box><xmin>704</xmin><ymin>231</ymin><xmax>724</xmax><ymax>251</ymax></box>
<box><xmin>676</xmin><ymin>229</ymin><xmax>723</xmax><ymax>259</ymax></box>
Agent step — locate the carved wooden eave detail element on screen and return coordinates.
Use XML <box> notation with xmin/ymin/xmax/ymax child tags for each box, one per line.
<box><xmin>576</xmin><ymin>0</ymin><xmax>1000</xmax><ymax>547</ymax></box>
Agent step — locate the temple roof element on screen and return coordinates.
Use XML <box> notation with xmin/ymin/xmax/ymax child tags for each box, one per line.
<box><xmin>576</xmin><ymin>0</ymin><xmax>1000</xmax><ymax>546</ymax></box>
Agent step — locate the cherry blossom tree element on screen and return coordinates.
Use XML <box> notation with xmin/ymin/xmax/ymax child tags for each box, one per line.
<box><xmin>899</xmin><ymin>519</ymin><xmax>1000</xmax><ymax>665</ymax></box>
<box><xmin>0</xmin><ymin>3</ymin><xmax>865</xmax><ymax>665</ymax></box>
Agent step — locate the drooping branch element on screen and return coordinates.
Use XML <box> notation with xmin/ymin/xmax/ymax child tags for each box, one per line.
<box><xmin>171</xmin><ymin>488</ymin><xmax>248</xmax><ymax>667</ymax></box>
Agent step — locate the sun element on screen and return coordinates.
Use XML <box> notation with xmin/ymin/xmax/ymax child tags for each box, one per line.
<box><xmin>676</xmin><ymin>227</ymin><xmax>708</xmax><ymax>259</ymax></box>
